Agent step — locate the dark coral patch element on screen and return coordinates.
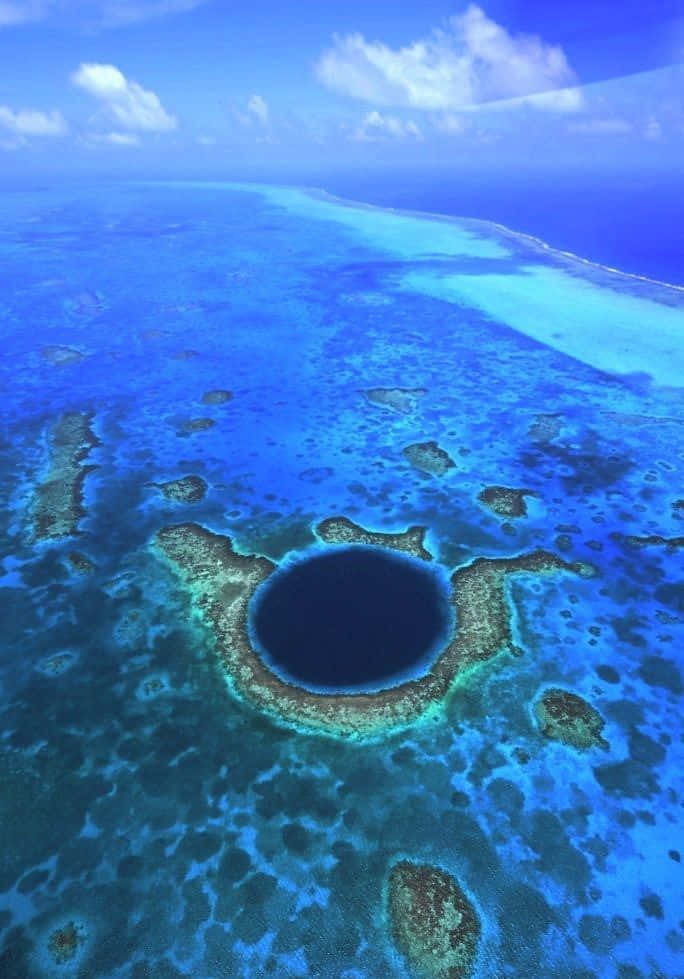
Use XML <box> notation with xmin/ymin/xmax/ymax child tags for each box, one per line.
<box><xmin>153</xmin><ymin>476</ymin><xmax>208</xmax><ymax>504</ymax></box>
<box><xmin>48</xmin><ymin>920</ymin><xmax>87</xmax><ymax>965</ymax></box>
<box><xmin>317</xmin><ymin>515</ymin><xmax>432</xmax><ymax>561</ymax></box>
<box><xmin>41</xmin><ymin>345</ymin><xmax>84</xmax><ymax>366</ymax></box>
<box><xmin>363</xmin><ymin>387</ymin><xmax>427</xmax><ymax>414</ymax></box>
<box><xmin>31</xmin><ymin>411</ymin><xmax>99</xmax><ymax>541</ymax></box>
<box><xmin>477</xmin><ymin>485</ymin><xmax>536</xmax><ymax>518</ymax></box>
<box><xmin>201</xmin><ymin>389</ymin><xmax>233</xmax><ymax>405</ymax></box>
<box><xmin>388</xmin><ymin>860</ymin><xmax>480</xmax><ymax>979</ymax></box>
<box><xmin>403</xmin><ymin>441</ymin><xmax>456</xmax><ymax>476</ymax></box>
<box><xmin>66</xmin><ymin>551</ymin><xmax>96</xmax><ymax>574</ymax></box>
<box><xmin>534</xmin><ymin>687</ymin><xmax>608</xmax><ymax>751</ymax></box>
<box><xmin>178</xmin><ymin>418</ymin><xmax>215</xmax><ymax>434</ymax></box>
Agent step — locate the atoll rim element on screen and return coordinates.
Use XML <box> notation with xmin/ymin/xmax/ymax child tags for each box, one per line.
<box><xmin>154</xmin><ymin>516</ymin><xmax>592</xmax><ymax>740</ymax></box>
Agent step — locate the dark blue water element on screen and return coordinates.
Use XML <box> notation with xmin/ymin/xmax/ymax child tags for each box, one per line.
<box><xmin>318</xmin><ymin>168</ymin><xmax>684</xmax><ymax>286</ymax></box>
<box><xmin>251</xmin><ymin>547</ymin><xmax>450</xmax><ymax>690</ymax></box>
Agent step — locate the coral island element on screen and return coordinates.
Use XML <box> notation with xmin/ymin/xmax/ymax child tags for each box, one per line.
<box><xmin>363</xmin><ymin>387</ymin><xmax>427</xmax><ymax>414</ymax></box>
<box><xmin>534</xmin><ymin>687</ymin><xmax>608</xmax><ymax>751</ymax></box>
<box><xmin>153</xmin><ymin>475</ymin><xmax>208</xmax><ymax>504</ymax></box>
<box><xmin>387</xmin><ymin>860</ymin><xmax>480</xmax><ymax>979</ymax></box>
<box><xmin>32</xmin><ymin>411</ymin><xmax>98</xmax><ymax>541</ymax></box>
<box><xmin>201</xmin><ymin>389</ymin><xmax>233</xmax><ymax>405</ymax></box>
<box><xmin>477</xmin><ymin>485</ymin><xmax>536</xmax><ymax>518</ymax></box>
<box><xmin>154</xmin><ymin>517</ymin><xmax>592</xmax><ymax>740</ymax></box>
<box><xmin>403</xmin><ymin>441</ymin><xmax>455</xmax><ymax>476</ymax></box>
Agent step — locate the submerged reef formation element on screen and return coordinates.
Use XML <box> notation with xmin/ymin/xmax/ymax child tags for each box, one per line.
<box><xmin>66</xmin><ymin>551</ymin><xmax>95</xmax><ymax>574</ymax></box>
<box><xmin>153</xmin><ymin>475</ymin><xmax>207</xmax><ymax>504</ymax></box>
<box><xmin>48</xmin><ymin>921</ymin><xmax>86</xmax><ymax>965</ymax></box>
<box><xmin>403</xmin><ymin>441</ymin><xmax>456</xmax><ymax>476</ymax></box>
<box><xmin>155</xmin><ymin>518</ymin><xmax>592</xmax><ymax>740</ymax></box>
<box><xmin>388</xmin><ymin>860</ymin><xmax>480</xmax><ymax>979</ymax></box>
<box><xmin>317</xmin><ymin>516</ymin><xmax>432</xmax><ymax>561</ymax></box>
<box><xmin>31</xmin><ymin>411</ymin><xmax>98</xmax><ymax>541</ymax></box>
<box><xmin>178</xmin><ymin>417</ymin><xmax>215</xmax><ymax>434</ymax></box>
<box><xmin>610</xmin><ymin>532</ymin><xmax>684</xmax><ymax>552</ymax></box>
<box><xmin>40</xmin><ymin>345</ymin><xmax>84</xmax><ymax>366</ymax></box>
<box><xmin>201</xmin><ymin>389</ymin><xmax>233</xmax><ymax>405</ymax></box>
<box><xmin>534</xmin><ymin>687</ymin><xmax>608</xmax><ymax>751</ymax></box>
<box><xmin>477</xmin><ymin>485</ymin><xmax>535</xmax><ymax>518</ymax></box>
<box><xmin>363</xmin><ymin>387</ymin><xmax>427</xmax><ymax>414</ymax></box>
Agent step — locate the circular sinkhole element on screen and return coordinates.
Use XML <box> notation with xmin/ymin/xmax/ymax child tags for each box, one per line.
<box><xmin>248</xmin><ymin>545</ymin><xmax>453</xmax><ymax>693</ymax></box>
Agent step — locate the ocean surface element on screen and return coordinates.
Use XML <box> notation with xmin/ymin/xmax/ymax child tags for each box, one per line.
<box><xmin>0</xmin><ymin>180</ymin><xmax>682</xmax><ymax>979</ymax></box>
<box><xmin>318</xmin><ymin>169</ymin><xmax>684</xmax><ymax>288</ymax></box>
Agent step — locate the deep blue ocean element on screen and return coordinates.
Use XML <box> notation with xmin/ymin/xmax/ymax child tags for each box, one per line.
<box><xmin>318</xmin><ymin>168</ymin><xmax>684</xmax><ymax>288</ymax></box>
<box><xmin>0</xmin><ymin>178</ymin><xmax>682</xmax><ymax>979</ymax></box>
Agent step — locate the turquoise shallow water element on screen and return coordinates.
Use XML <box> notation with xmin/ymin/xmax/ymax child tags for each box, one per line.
<box><xmin>0</xmin><ymin>181</ymin><xmax>683</xmax><ymax>978</ymax></box>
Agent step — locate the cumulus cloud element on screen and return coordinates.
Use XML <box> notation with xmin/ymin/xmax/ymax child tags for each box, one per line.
<box><xmin>72</xmin><ymin>63</ymin><xmax>177</xmax><ymax>131</ymax></box>
<box><xmin>353</xmin><ymin>110</ymin><xmax>422</xmax><ymax>142</ymax></box>
<box><xmin>316</xmin><ymin>5</ymin><xmax>578</xmax><ymax>111</ymax></box>
<box><xmin>247</xmin><ymin>94</ymin><xmax>269</xmax><ymax>125</ymax></box>
<box><xmin>0</xmin><ymin>104</ymin><xmax>66</xmax><ymax>134</ymax></box>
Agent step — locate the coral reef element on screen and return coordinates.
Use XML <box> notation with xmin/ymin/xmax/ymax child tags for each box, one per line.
<box><xmin>477</xmin><ymin>485</ymin><xmax>536</xmax><ymax>518</ymax></box>
<box><xmin>153</xmin><ymin>475</ymin><xmax>208</xmax><ymax>504</ymax></box>
<box><xmin>155</xmin><ymin>519</ymin><xmax>591</xmax><ymax>740</ymax></box>
<box><xmin>31</xmin><ymin>411</ymin><xmax>98</xmax><ymax>541</ymax></box>
<box><xmin>40</xmin><ymin>345</ymin><xmax>84</xmax><ymax>366</ymax></box>
<box><xmin>534</xmin><ymin>687</ymin><xmax>608</xmax><ymax>751</ymax></box>
<box><xmin>363</xmin><ymin>387</ymin><xmax>427</xmax><ymax>414</ymax></box>
<box><xmin>201</xmin><ymin>389</ymin><xmax>233</xmax><ymax>405</ymax></box>
<box><xmin>316</xmin><ymin>516</ymin><xmax>432</xmax><ymax>561</ymax></box>
<box><xmin>178</xmin><ymin>418</ymin><xmax>215</xmax><ymax>434</ymax></box>
<box><xmin>610</xmin><ymin>532</ymin><xmax>684</xmax><ymax>552</ymax></box>
<box><xmin>66</xmin><ymin>551</ymin><xmax>95</xmax><ymax>574</ymax></box>
<box><xmin>403</xmin><ymin>441</ymin><xmax>456</xmax><ymax>476</ymax></box>
<box><xmin>48</xmin><ymin>921</ymin><xmax>86</xmax><ymax>965</ymax></box>
<box><xmin>387</xmin><ymin>860</ymin><xmax>480</xmax><ymax>979</ymax></box>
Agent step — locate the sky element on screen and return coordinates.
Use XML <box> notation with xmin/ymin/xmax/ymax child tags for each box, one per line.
<box><xmin>1</xmin><ymin>0</ymin><xmax>683</xmax><ymax>178</ymax></box>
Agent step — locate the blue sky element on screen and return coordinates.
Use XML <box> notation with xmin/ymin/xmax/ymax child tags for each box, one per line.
<box><xmin>1</xmin><ymin>0</ymin><xmax>683</xmax><ymax>176</ymax></box>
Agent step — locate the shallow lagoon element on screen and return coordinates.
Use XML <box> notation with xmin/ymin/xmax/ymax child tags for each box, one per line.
<box><xmin>0</xmin><ymin>181</ymin><xmax>682</xmax><ymax>978</ymax></box>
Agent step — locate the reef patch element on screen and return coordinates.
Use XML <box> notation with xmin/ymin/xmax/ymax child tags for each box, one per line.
<box><xmin>387</xmin><ymin>860</ymin><xmax>480</xmax><ymax>979</ymax></box>
<box><xmin>31</xmin><ymin>411</ymin><xmax>98</xmax><ymax>541</ymax></box>
<box><xmin>610</xmin><ymin>532</ymin><xmax>684</xmax><ymax>552</ymax></box>
<box><xmin>477</xmin><ymin>485</ymin><xmax>536</xmax><ymax>518</ymax></box>
<box><xmin>201</xmin><ymin>389</ymin><xmax>233</xmax><ymax>405</ymax></box>
<box><xmin>153</xmin><ymin>475</ymin><xmax>208</xmax><ymax>504</ymax></box>
<box><xmin>178</xmin><ymin>418</ymin><xmax>215</xmax><ymax>435</ymax></box>
<box><xmin>534</xmin><ymin>687</ymin><xmax>608</xmax><ymax>751</ymax></box>
<box><xmin>155</xmin><ymin>518</ymin><xmax>591</xmax><ymax>739</ymax></box>
<box><xmin>317</xmin><ymin>516</ymin><xmax>431</xmax><ymax>561</ymax></box>
<box><xmin>403</xmin><ymin>441</ymin><xmax>456</xmax><ymax>476</ymax></box>
<box><xmin>363</xmin><ymin>387</ymin><xmax>427</xmax><ymax>414</ymax></box>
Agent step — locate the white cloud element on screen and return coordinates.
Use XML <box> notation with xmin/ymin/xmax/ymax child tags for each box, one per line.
<box><xmin>98</xmin><ymin>0</ymin><xmax>206</xmax><ymax>27</ymax></box>
<box><xmin>568</xmin><ymin>117</ymin><xmax>633</xmax><ymax>134</ymax></box>
<box><xmin>353</xmin><ymin>110</ymin><xmax>422</xmax><ymax>142</ymax></box>
<box><xmin>98</xmin><ymin>130</ymin><xmax>141</xmax><ymax>145</ymax></box>
<box><xmin>316</xmin><ymin>4</ymin><xmax>578</xmax><ymax>111</ymax></box>
<box><xmin>0</xmin><ymin>0</ymin><xmax>206</xmax><ymax>27</ymax></box>
<box><xmin>247</xmin><ymin>94</ymin><xmax>269</xmax><ymax>125</ymax></box>
<box><xmin>72</xmin><ymin>63</ymin><xmax>176</xmax><ymax>131</ymax></box>
<box><xmin>643</xmin><ymin>116</ymin><xmax>662</xmax><ymax>140</ymax></box>
<box><xmin>0</xmin><ymin>0</ymin><xmax>49</xmax><ymax>24</ymax></box>
<box><xmin>0</xmin><ymin>104</ymin><xmax>66</xmax><ymax>135</ymax></box>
